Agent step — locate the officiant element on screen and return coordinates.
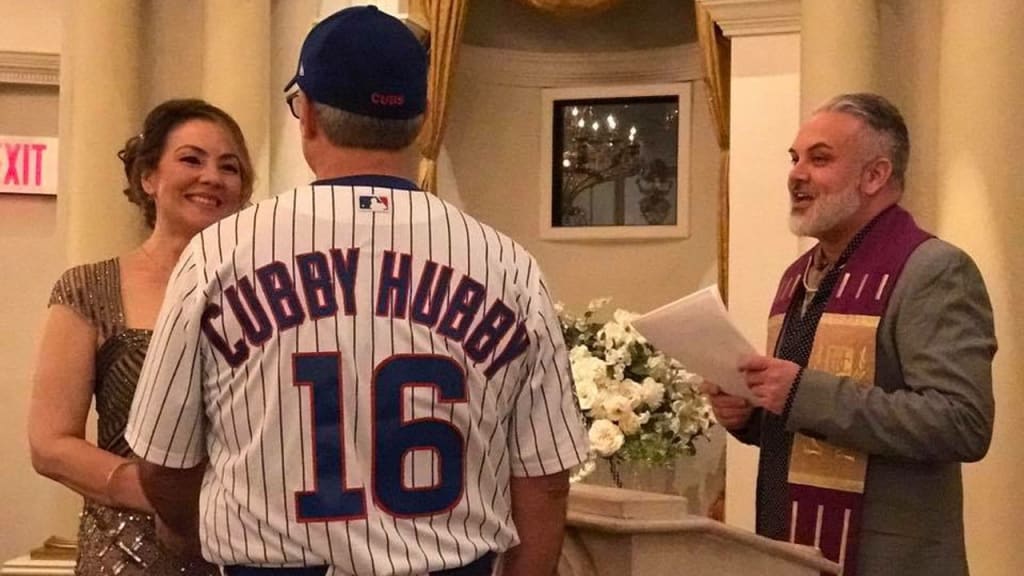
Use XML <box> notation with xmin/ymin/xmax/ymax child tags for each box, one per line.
<box><xmin>701</xmin><ymin>92</ymin><xmax>995</xmax><ymax>576</ymax></box>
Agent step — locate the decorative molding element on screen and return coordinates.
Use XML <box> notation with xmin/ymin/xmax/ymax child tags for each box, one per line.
<box><xmin>459</xmin><ymin>44</ymin><xmax>702</xmax><ymax>88</ymax></box>
<box><xmin>698</xmin><ymin>0</ymin><xmax>801</xmax><ymax>37</ymax></box>
<box><xmin>0</xmin><ymin>50</ymin><xmax>60</xmax><ymax>86</ymax></box>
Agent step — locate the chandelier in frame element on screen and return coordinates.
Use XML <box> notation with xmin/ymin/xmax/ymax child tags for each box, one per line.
<box><xmin>557</xmin><ymin>104</ymin><xmax>643</xmax><ymax>226</ymax></box>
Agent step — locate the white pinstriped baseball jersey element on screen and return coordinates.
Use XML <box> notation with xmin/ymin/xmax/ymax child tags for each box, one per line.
<box><xmin>125</xmin><ymin>176</ymin><xmax>588</xmax><ymax>575</ymax></box>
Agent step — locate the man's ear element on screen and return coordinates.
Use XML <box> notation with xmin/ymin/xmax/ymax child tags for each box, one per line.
<box><xmin>861</xmin><ymin>156</ymin><xmax>894</xmax><ymax>196</ymax></box>
<box><xmin>406</xmin><ymin>102</ymin><xmax>429</xmax><ymax>145</ymax></box>
<box><xmin>299</xmin><ymin>95</ymin><xmax>318</xmax><ymax>141</ymax></box>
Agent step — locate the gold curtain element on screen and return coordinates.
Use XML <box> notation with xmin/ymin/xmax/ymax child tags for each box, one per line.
<box><xmin>409</xmin><ymin>0</ymin><xmax>469</xmax><ymax>193</ymax></box>
<box><xmin>694</xmin><ymin>1</ymin><xmax>732</xmax><ymax>303</ymax></box>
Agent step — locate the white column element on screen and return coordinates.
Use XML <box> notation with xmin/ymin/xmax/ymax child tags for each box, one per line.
<box><xmin>700</xmin><ymin>0</ymin><xmax>803</xmax><ymax>531</ymax></box>
<box><xmin>58</xmin><ymin>0</ymin><xmax>145</xmax><ymax>264</ymax></box>
<box><xmin>799</xmin><ymin>0</ymin><xmax>879</xmax><ymax>118</ymax></box>
<box><xmin>203</xmin><ymin>0</ymin><xmax>272</xmax><ymax>201</ymax></box>
<box><xmin>270</xmin><ymin>0</ymin><xmax>321</xmax><ymax>194</ymax></box>
<box><xmin>934</xmin><ymin>1</ymin><xmax>1024</xmax><ymax>574</ymax></box>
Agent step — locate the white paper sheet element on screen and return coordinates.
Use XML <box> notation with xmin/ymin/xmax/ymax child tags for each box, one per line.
<box><xmin>632</xmin><ymin>285</ymin><xmax>758</xmax><ymax>401</ymax></box>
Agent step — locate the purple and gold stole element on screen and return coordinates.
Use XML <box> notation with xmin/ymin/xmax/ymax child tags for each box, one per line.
<box><xmin>766</xmin><ymin>206</ymin><xmax>930</xmax><ymax>575</ymax></box>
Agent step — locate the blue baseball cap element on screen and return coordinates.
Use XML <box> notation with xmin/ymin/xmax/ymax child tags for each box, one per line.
<box><xmin>283</xmin><ymin>6</ymin><xmax>427</xmax><ymax>120</ymax></box>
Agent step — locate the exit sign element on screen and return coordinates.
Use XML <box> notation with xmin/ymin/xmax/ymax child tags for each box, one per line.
<box><xmin>1</xmin><ymin>135</ymin><xmax>59</xmax><ymax>196</ymax></box>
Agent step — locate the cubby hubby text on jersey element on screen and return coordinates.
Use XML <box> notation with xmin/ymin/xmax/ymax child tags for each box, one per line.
<box><xmin>200</xmin><ymin>246</ymin><xmax>532</xmax><ymax>378</ymax></box>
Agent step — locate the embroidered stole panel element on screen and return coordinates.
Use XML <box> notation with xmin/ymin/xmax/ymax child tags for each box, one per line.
<box><xmin>765</xmin><ymin>206</ymin><xmax>931</xmax><ymax>575</ymax></box>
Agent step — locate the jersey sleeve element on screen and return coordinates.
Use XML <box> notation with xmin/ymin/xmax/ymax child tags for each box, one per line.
<box><xmin>508</xmin><ymin>266</ymin><xmax>589</xmax><ymax>477</ymax></box>
<box><xmin>125</xmin><ymin>242</ymin><xmax>209</xmax><ymax>468</ymax></box>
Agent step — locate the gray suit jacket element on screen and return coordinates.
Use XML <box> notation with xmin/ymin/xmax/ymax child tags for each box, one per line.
<box><xmin>740</xmin><ymin>238</ymin><xmax>996</xmax><ymax>576</ymax></box>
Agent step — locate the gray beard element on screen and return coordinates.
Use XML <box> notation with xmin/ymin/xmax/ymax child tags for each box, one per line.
<box><xmin>788</xmin><ymin>188</ymin><xmax>862</xmax><ymax>238</ymax></box>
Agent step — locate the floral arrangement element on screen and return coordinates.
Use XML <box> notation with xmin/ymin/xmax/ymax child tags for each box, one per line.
<box><xmin>559</xmin><ymin>298</ymin><xmax>713</xmax><ymax>482</ymax></box>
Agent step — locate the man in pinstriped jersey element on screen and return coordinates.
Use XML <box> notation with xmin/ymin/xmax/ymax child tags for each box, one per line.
<box><xmin>125</xmin><ymin>6</ymin><xmax>588</xmax><ymax>576</ymax></box>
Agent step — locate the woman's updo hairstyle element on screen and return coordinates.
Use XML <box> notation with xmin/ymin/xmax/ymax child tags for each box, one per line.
<box><xmin>117</xmin><ymin>99</ymin><xmax>254</xmax><ymax>228</ymax></box>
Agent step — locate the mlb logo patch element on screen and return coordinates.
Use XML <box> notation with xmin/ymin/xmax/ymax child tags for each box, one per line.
<box><xmin>358</xmin><ymin>195</ymin><xmax>389</xmax><ymax>212</ymax></box>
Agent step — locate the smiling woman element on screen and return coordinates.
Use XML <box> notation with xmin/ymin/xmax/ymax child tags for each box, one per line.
<box><xmin>121</xmin><ymin>101</ymin><xmax>254</xmax><ymax>230</ymax></box>
<box><xmin>138</xmin><ymin>121</ymin><xmax>247</xmax><ymax>238</ymax></box>
<box><xmin>27</xmin><ymin>99</ymin><xmax>253</xmax><ymax>575</ymax></box>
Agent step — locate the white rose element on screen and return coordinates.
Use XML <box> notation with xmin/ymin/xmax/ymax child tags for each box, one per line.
<box><xmin>599</xmin><ymin>321</ymin><xmax>628</xmax><ymax>346</ymax></box>
<box><xmin>575</xmin><ymin>377</ymin><xmax>598</xmax><ymax>410</ymax></box>
<box><xmin>569</xmin><ymin>344</ymin><xmax>592</xmax><ymax>362</ymax></box>
<box><xmin>614</xmin><ymin>309</ymin><xmax>647</xmax><ymax>344</ymax></box>
<box><xmin>612</xmin><ymin>308</ymin><xmax>638</xmax><ymax>327</ymax></box>
<box><xmin>589</xmin><ymin>390</ymin><xmax>610</xmax><ymax>418</ymax></box>
<box><xmin>612</xmin><ymin>362</ymin><xmax>626</xmax><ymax>381</ymax></box>
<box><xmin>620</xmin><ymin>378</ymin><xmax>643</xmax><ymax>408</ymax></box>
<box><xmin>646</xmin><ymin>354</ymin><xmax>669</xmax><ymax>380</ymax></box>
<box><xmin>571</xmin><ymin>354</ymin><xmax>606</xmax><ymax>385</ymax></box>
<box><xmin>602</xmin><ymin>395</ymin><xmax>634</xmax><ymax>422</ymax></box>
<box><xmin>618</xmin><ymin>410</ymin><xmax>641</xmax><ymax>435</ymax></box>
<box><xmin>604</xmin><ymin>345</ymin><xmax>631</xmax><ymax>369</ymax></box>
<box><xmin>679</xmin><ymin>417</ymin><xmax>702</xmax><ymax>436</ymax></box>
<box><xmin>589</xmin><ymin>419</ymin><xmax>625</xmax><ymax>457</ymax></box>
<box><xmin>639</xmin><ymin>377</ymin><xmax>665</xmax><ymax>409</ymax></box>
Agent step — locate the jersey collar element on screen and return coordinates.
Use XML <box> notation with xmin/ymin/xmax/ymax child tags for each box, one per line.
<box><xmin>312</xmin><ymin>174</ymin><xmax>420</xmax><ymax>190</ymax></box>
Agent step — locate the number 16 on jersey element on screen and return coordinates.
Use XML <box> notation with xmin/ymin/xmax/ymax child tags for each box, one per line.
<box><xmin>293</xmin><ymin>353</ymin><xmax>467</xmax><ymax>521</ymax></box>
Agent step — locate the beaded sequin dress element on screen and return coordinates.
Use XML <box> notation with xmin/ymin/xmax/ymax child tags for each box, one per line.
<box><xmin>49</xmin><ymin>259</ymin><xmax>218</xmax><ymax>576</ymax></box>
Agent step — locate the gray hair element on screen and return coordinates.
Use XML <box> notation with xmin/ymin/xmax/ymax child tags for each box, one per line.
<box><xmin>313</xmin><ymin>103</ymin><xmax>424</xmax><ymax>151</ymax></box>
<box><xmin>816</xmin><ymin>93</ymin><xmax>910</xmax><ymax>189</ymax></box>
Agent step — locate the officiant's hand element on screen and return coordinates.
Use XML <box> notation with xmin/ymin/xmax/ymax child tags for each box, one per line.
<box><xmin>740</xmin><ymin>355</ymin><xmax>802</xmax><ymax>416</ymax></box>
<box><xmin>699</xmin><ymin>381</ymin><xmax>754</xmax><ymax>430</ymax></box>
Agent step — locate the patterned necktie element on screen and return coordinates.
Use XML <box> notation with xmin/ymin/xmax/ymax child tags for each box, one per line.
<box><xmin>755</xmin><ymin>223</ymin><xmax>875</xmax><ymax>539</ymax></box>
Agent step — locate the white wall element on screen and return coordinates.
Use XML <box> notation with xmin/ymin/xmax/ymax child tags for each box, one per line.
<box><xmin>0</xmin><ymin>0</ymin><xmax>74</xmax><ymax>562</ymax></box>
<box><xmin>724</xmin><ymin>32</ymin><xmax>802</xmax><ymax>530</ymax></box>
<box><xmin>444</xmin><ymin>9</ymin><xmax>727</xmax><ymax>514</ymax></box>
<box><xmin>875</xmin><ymin>9</ymin><xmax>1024</xmax><ymax>570</ymax></box>
<box><xmin>269</xmin><ymin>0</ymin><xmax>319</xmax><ymax>195</ymax></box>
<box><xmin>0</xmin><ymin>0</ymin><xmax>61</xmax><ymax>53</ymax></box>
<box><xmin>929</xmin><ymin>2</ymin><xmax>1024</xmax><ymax>572</ymax></box>
<box><xmin>444</xmin><ymin>72</ymin><xmax>721</xmax><ymax>315</ymax></box>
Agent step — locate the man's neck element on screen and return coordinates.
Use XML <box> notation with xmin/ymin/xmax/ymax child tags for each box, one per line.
<box><xmin>310</xmin><ymin>146</ymin><xmax>419</xmax><ymax>183</ymax></box>
<box><xmin>817</xmin><ymin>196</ymin><xmax>900</xmax><ymax>262</ymax></box>
<box><xmin>818</xmin><ymin>236</ymin><xmax>852</xmax><ymax>264</ymax></box>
